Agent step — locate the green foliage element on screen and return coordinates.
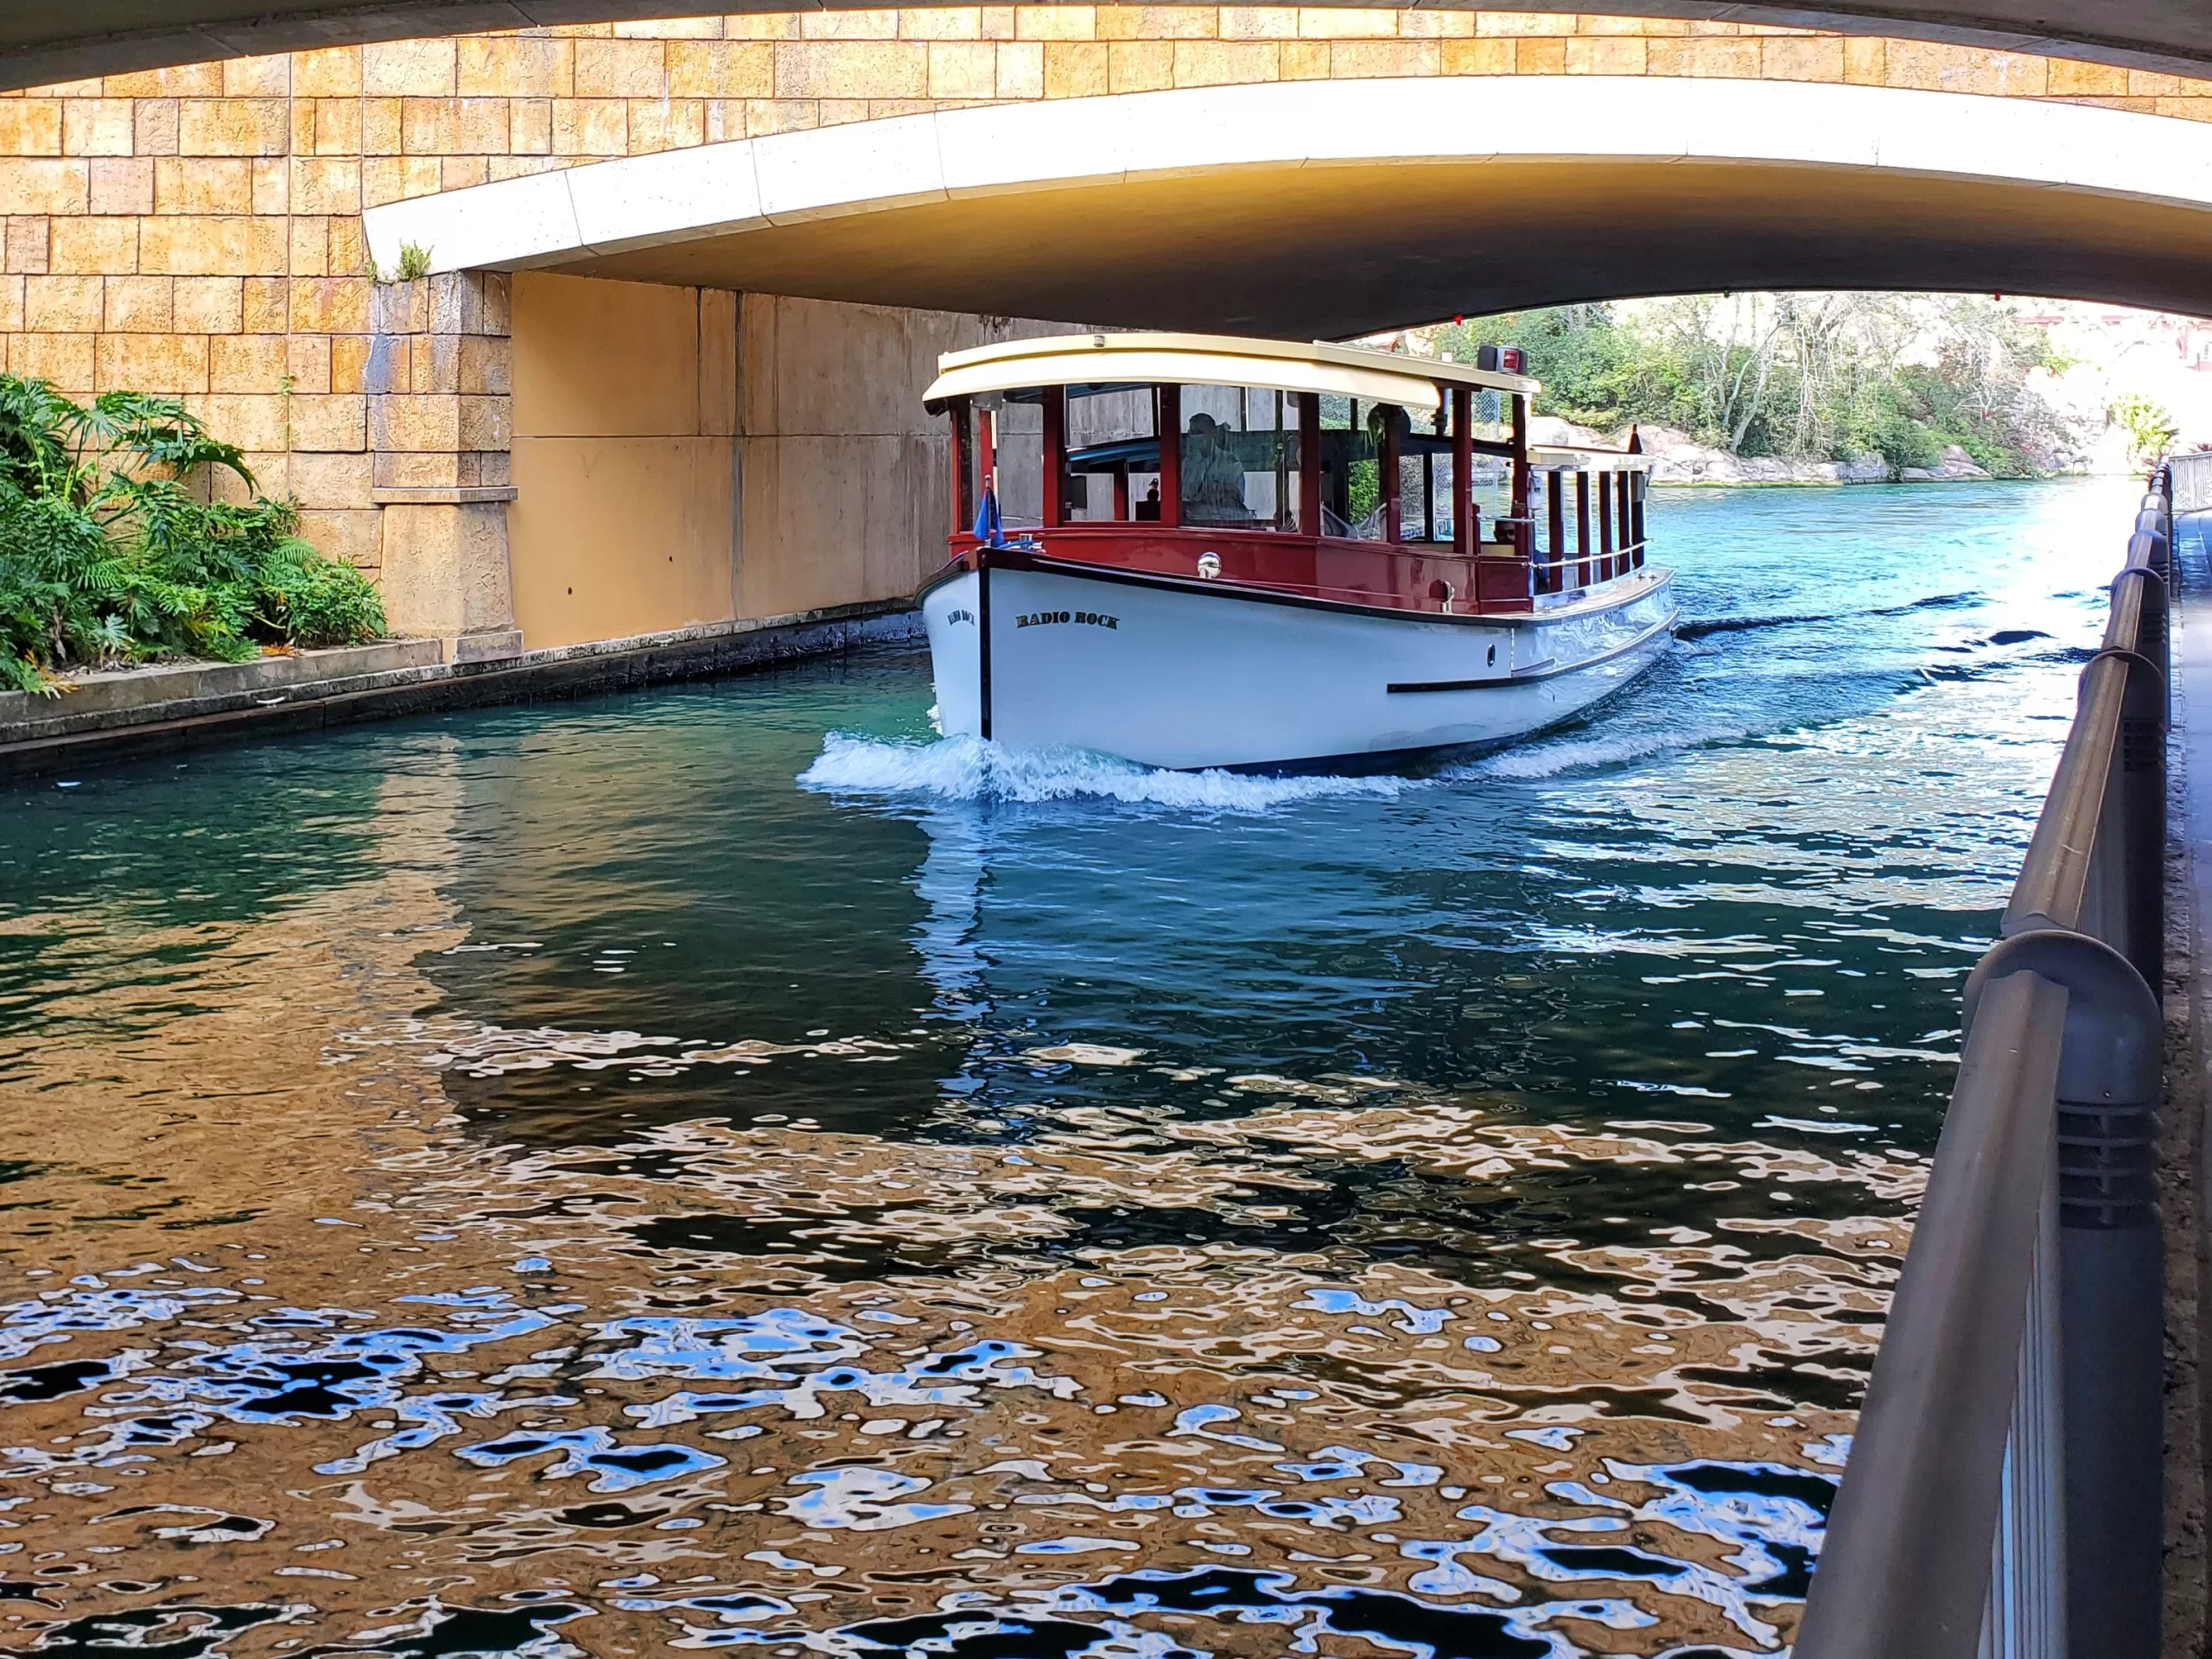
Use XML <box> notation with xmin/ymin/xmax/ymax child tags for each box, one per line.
<box><xmin>1435</xmin><ymin>304</ymin><xmax>1700</xmax><ymax>435</ymax></box>
<box><xmin>396</xmin><ymin>241</ymin><xmax>434</xmax><ymax>281</ymax></box>
<box><xmin>1872</xmin><ymin>404</ymin><xmax>1942</xmax><ymax>474</ymax></box>
<box><xmin>255</xmin><ymin>532</ymin><xmax>391</xmax><ymax>645</ymax></box>
<box><xmin>1430</xmin><ymin>293</ymin><xmax>2074</xmax><ymax>479</ymax></box>
<box><xmin>1346</xmin><ymin>458</ymin><xmax>1379</xmax><ymax>526</ymax></box>
<box><xmin>2109</xmin><ymin>391</ymin><xmax>2177</xmax><ymax>467</ymax></box>
<box><xmin>0</xmin><ymin>375</ymin><xmax>385</xmax><ymax>696</ymax></box>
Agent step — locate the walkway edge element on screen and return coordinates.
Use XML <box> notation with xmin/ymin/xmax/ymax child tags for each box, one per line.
<box><xmin>0</xmin><ymin>601</ymin><xmax>921</xmax><ymax>782</ymax></box>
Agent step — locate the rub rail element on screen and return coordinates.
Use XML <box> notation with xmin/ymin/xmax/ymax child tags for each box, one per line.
<box><xmin>1793</xmin><ymin>472</ymin><xmax>2174</xmax><ymax>1659</ymax></box>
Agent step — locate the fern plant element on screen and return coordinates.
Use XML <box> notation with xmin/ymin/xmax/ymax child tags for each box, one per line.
<box><xmin>0</xmin><ymin>376</ymin><xmax>387</xmax><ymax>696</ymax></box>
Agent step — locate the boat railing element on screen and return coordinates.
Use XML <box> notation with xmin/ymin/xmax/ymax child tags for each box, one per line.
<box><xmin>1791</xmin><ymin>470</ymin><xmax>2173</xmax><ymax>1659</ymax></box>
<box><xmin>1529</xmin><ymin>540</ymin><xmax>1647</xmax><ymax>592</ymax></box>
<box><xmin>1532</xmin><ymin>459</ymin><xmax>1647</xmax><ymax>594</ymax></box>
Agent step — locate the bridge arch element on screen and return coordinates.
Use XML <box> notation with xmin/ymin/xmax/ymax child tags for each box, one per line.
<box><xmin>365</xmin><ymin>74</ymin><xmax>2212</xmax><ymax>336</ymax></box>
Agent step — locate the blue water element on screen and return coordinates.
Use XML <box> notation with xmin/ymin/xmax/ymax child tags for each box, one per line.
<box><xmin>0</xmin><ymin>479</ymin><xmax>2136</xmax><ymax>1656</ymax></box>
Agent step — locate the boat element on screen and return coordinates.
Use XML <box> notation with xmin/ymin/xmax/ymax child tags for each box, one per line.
<box><xmin>917</xmin><ymin>331</ymin><xmax>1676</xmax><ymax>772</ymax></box>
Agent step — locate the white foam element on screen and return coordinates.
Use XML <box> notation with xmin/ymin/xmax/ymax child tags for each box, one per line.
<box><xmin>798</xmin><ymin>734</ymin><xmax>1411</xmax><ymax>812</ymax></box>
<box><xmin>1465</xmin><ymin>717</ymin><xmax>1762</xmax><ymax>780</ymax></box>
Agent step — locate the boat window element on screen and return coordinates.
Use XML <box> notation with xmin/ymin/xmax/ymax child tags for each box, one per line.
<box><xmin>1064</xmin><ymin>385</ymin><xmax>1158</xmax><ymax>524</ymax></box>
<box><xmin>1467</xmin><ymin>466</ymin><xmax>1515</xmax><ymax>544</ymax></box>
<box><xmin>1395</xmin><ymin>407</ymin><xmax>1504</xmax><ymax>546</ymax></box>
<box><xmin>1315</xmin><ymin>396</ymin><xmax>1388</xmax><ymax>541</ymax></box>
<box><xmin>986</xmin><ymin>392</ymin><xmax>1045</xmax><ymax>528</ymax></box>
<box><xmin>1176</xmin><ymin>385</ymin><xmax>1302</xmax><ymax>532</ymax></box>
<box><xmin>957</xmin><ymin>396</ymin><xmax>1043</xmax><ymax>531</ymax></box>
<box><xmin>1400</xmin><ymin>451</ymin><xmax>1431</xmax><ymax>543</ymax></box>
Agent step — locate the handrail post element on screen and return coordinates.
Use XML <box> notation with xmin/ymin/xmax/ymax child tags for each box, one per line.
<box><xmin>1967</xmin><ymin>931</ymin><xmax>2164</xmax><ymax>1659</ymax></box>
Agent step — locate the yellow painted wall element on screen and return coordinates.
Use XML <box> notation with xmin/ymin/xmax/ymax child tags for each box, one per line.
<box><xmin>508</xmin><ymin>270</ymin><xmax>736</xmax><ymax>649</ymax></box>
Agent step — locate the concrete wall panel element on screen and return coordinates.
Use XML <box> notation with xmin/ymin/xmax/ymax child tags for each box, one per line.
<box><xmin>733</xmin><ymin>292</ymin><xmax>1077</xmax><ymax>620</ymax></box>
<box><xmin>737</xmin><ymin>432</ymin><xmax>947</xmax><ymax>619</ymax></box>
<box><xmin>700</xmin><ymin>286</ymin><xmax>738</xmax><ymax>437</ymax></box>
<box><xmin>508</xmin><ymin>270</ymin><xmax>739</xmax><ymax>651</ymax></box>
<box><xmin>744</xmin><ymin>290</ymin><xmax>968</xmax><ymax>439</ymax></box>
<box><xmin>510</xmin><ymin>435</ymin><xmax>736</xmax><ymax>649</ymax></box>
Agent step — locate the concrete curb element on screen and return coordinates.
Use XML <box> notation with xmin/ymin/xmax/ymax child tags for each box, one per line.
<box><xmin>0</xmin><ymin>601</ymin><xmax>922</xmax><ymax>782</ymax></box>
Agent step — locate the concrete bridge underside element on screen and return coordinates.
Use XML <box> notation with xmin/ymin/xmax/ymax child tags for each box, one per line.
<box><xmin>12</xmin><ymin>0</ymin><xmax>2212</xmax><ymax>93</ymax></box>
<box><xmin>516</xmin><ymin>158</ymin><xmax>2212</xmax><ymax>337</ymax></box>
<box><xmin>366</xmin><ymin>78</ymin><xmax>2212</xmax><ymax>337</ymax></box>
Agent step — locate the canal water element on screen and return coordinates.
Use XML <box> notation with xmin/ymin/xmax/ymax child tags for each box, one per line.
<box><xmin>0</xmin><ymin>478</ymin><xmax>2133</xmax><ymax>1656</ymax></box>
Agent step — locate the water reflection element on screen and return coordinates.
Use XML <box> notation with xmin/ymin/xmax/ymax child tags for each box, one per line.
<box><xmin>0</xmin><ymin>480</ymin><xmax>2134</xmax><ymax>1654</ymax></box>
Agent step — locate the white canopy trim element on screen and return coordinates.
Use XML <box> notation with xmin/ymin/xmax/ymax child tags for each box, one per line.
<box><xmin>923</xmin><ymin>331</ymin><xmax>1538</xmax><ymax>413</ymax></box>
<box><xmin>1532</xmin><ymin>445</ymin><xmax>1653</xmax><ymax>473</ymax></box>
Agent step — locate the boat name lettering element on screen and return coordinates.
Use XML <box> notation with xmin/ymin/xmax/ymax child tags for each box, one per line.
<box><xmin>1015</xmin><ymin>610</ymin><xmax>1119</xmax><ymax>630</ymax></box>
<box><xmin>946</xmin><ymin>607</ymin><xmax>976</xmax><ymax>624</ymax></box>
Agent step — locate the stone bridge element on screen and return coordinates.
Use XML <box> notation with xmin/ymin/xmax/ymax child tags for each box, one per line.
<box><xmin>6</xmin><ymin>6</ymin><xmax>2212</xmax><ymax>658</ymax></box>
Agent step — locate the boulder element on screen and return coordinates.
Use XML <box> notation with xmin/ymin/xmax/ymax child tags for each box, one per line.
<box><xmin>1936</xmin><ymin>444</ymin><xmax>1994</xmax><ymax>480</ymax></box>
<box><xmin>1526</xmin><ymin>417</ymin><xmax>1897</xmax><ymax>486</ymax></box>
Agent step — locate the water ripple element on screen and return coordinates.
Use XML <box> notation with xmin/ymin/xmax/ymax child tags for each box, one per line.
<box><xmin>0</xmin><ymin>480</ymin><xmax>2136</xmax><ymax>1655</ymax></box>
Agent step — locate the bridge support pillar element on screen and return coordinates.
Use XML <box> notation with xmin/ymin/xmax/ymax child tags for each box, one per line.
<box><xmin>366</xmin><ymin>271</ymin><xmax>521</xmax><ymax>660</ymax></box>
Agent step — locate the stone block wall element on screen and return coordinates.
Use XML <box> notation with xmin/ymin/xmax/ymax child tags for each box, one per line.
<box><xmin>1</xmin><ymin>8</ymin><xmax>2205</xmax><ymax>645</ymax></box>
<box><xmin>367</xmin><ymin>270</ymin><xmax>517</xmax><ymax>642</ymax></box>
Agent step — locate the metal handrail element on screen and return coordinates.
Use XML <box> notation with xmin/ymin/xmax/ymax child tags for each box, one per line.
<box><xmin>1529</xmin><ymin>543</ymin><xmax>1647</xmax><ymax>574</ymax></box>
<box><xmin>1795</xmin><ymin>473</ymin><xmax>2173</xmax><ymax>1659</ymax></box>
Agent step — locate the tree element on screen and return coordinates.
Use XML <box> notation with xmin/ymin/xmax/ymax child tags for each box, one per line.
<box><xmin>1416</xmin><ymin>292</ymin><xmax>2074</xmax><ymax>475</ymax></box>
<box><xmin>2109</xmin><ymin>391</ymin><xmax>2177</xmax><ymax>467</ymax></box>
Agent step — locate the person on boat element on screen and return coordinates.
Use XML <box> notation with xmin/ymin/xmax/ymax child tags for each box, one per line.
<box><xmin>1183</xmin><ymin>413</ymin><xmax>1250</xmax><ymax>521</ymax></box>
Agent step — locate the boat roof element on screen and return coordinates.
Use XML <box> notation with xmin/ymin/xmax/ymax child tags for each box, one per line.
<box><xmin>924</xmin><ymin>331</ymin><xmax>1540</xmax><ymax>414</ymax></box>
<box><xmin>1533</xmin><ymin>444</ymin><xmax>1652</xmax><ymax>474</ymax></box>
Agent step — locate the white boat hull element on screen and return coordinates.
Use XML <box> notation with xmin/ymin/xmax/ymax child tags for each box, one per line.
<box><xmin>922</xmin><ymin>559</ymin><xmax>1677</xmax><ymax>772</ymax></box>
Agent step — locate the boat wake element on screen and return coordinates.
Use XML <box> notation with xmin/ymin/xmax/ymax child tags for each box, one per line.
<box><xmin>798</xmin><ymin>733</ymin><xmax>1413</xmax><ymax>810</ymax></box>
<box><xmin>1465</xmin><ymin>716</ymin><xmax>1764</xmax><ymax>780</ymax></box>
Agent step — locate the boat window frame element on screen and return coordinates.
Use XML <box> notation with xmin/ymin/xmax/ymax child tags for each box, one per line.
<box><xmin>944</xmin><ymin>372</ymin><xmax>1554</xmax><ymax>559</ymax></box>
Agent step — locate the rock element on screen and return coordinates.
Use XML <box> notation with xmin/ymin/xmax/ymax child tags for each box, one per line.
<box><xmin>1899</xmin><ymin>467</ymin><xmax>1937</xmax><ymax>481</ymax></box>
<box><xmin>1525</xmin><ymin>417</ymin><xmax>1898</xmax><ymax>486</ymax></box>
<box><xmin>1936</xmin><ymin>444</ymin><xmax>1994</xmax><ymax>480</ymax></box>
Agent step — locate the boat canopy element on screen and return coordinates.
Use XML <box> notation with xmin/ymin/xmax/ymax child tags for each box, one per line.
<box><xmin>923</xmin><ymin>331</ymin><xmax>1540</xmax><ymax>415</ymax></box>
<box><xmin>1533</xmin><ymin>444</ymin><xmax>1653</xmax><ymax>474</ymax></box>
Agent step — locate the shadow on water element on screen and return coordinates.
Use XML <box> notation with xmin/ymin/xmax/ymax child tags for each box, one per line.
<box><xmin>0</xmin><ymin>479</ymin><xmax>2138</xmax><ymax>1655</ymax></box>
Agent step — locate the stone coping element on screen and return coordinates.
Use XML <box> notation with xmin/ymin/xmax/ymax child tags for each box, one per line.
<box><xmin>0</xmin><ymin>639</ymin><xmax>446</xmax><ymax>740</ymax></box>
<box><xmin>0</xmin><ymin>600</ymin><xmax>921</xmax><ymax>781</ymax></box>
<box><xmin>369</xmin><ymin>486</ymin><xmax>520</xmax><ymax>505</ymax></box>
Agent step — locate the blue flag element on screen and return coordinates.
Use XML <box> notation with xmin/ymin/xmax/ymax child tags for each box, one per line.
<box><xmin>971</xmin><ymin>481</ymin><xmax>1004</xmax><ymax>548</ymax></box>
